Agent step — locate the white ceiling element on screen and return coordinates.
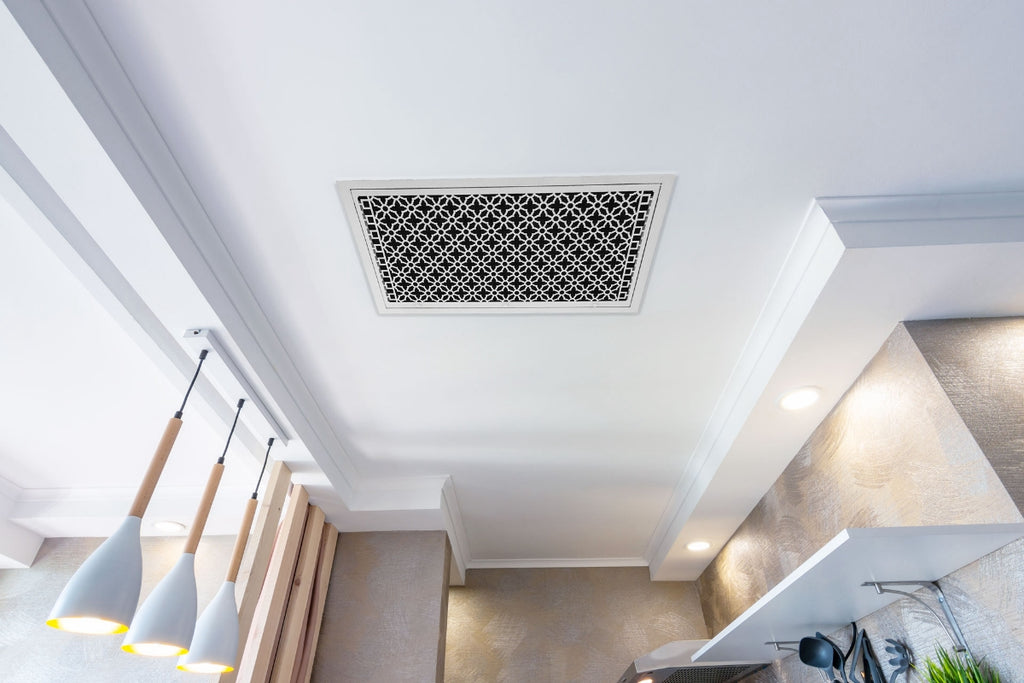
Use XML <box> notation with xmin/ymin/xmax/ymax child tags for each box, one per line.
<box><xmin>3</xmin><ymin>0</ymin><xmax>1024</xmax><ymax>579</ymax></box>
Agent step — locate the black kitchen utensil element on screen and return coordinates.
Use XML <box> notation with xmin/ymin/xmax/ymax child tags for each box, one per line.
<box><xmin>799</xmin><ymin>636</ymin><xmax>835</xmax><ymax>668</ymax></box>
<box><xmin>817</xmin><ymin>631</ymin><xmax>850</xmax><ymax>682</ymax></box>
<box><xmin>800</xmin><ymin>634</ymin><xmax>848</xmax><ymax>683</ymax></box>
<box><xmin>884</xmin><ymin>639</ymin><xmax>911</xmax><ymax>683</ymax></box>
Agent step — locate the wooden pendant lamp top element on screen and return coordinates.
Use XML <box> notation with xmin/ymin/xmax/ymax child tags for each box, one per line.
<box><xmin>127</xmin><ymin>350</ymin><xmax>208</xmax><ymax>520</ymax></box>
<box><xmin>184</xmin><ymin>461</ymin><xmax>225</xmax><ymax>554</ymax></box>
<box><xmin>227</xmin><ymin>497</ymin><xmax>259</xmax><ymax>582</ymax></box>
<box><xmin>128</xmin><ymin>416</ymin><xmax>184</xmax><ymax>519</ymax></box>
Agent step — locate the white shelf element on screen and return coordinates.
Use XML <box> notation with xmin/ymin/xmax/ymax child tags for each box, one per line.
<box><xmin>692</xmin><ymin>523</ymin><xmax>1024</xmax><ymax>663</ymax></box>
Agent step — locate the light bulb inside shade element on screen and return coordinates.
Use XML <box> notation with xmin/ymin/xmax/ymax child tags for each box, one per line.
<box><xmin>638</xmin><ymin>678</ymin><xmax>654</xmax><ymax>683</ymax></box>
<box><xmin>685</xmin><ymin>541</ymin><xmax>711</xmax><ymax>552</ymax></box>
<box><xmin>122</xmin><ymin>642</ymin><xmax>188</xmax><ymax>657</ymax></box>
<box><xmin>778</xmin><ymin>386</ymin><xmax>821</xmax><ymax>411</ymax></box>
<box><xmin>46</xmin><ymin>617</ymin><xmax>127</xmax><ymax>635</ymax></box>
<box><xmin>177</xmin><ymin>662</ymin><xmax>233</xmax><ymax>674</ymax></box>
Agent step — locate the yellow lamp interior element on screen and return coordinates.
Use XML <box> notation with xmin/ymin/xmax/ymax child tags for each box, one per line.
<box><xmin>46</xmin><ymin>617</ymin><xmax>128</xmax><ymax>634</ymax></box>
<box><xmin>121</xmin><ymin>642</ymin><xmax>188</xmax><ymax>657</ymax></box>
<box><xmin>177</xmin><ymin>662</ymin><xmax>234</xmax><ymax>674</ymax></box>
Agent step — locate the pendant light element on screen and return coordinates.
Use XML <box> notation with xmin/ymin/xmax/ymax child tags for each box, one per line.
<box><xmin>46</xmin><ymin>350</ymin><xmax>209</xmax><ymax>635</ymax></box>
<box><xmin>122</xmin><ymin>398</ymin><xmax>245</xmax><ymax>657</ymax></box>
<box><xmin>178</xmin><ymin>437</ymin><xmax>276</xmax><ymax>674</ymax></box>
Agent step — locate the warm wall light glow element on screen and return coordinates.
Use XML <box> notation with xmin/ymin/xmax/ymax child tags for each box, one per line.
<box><xmin>122</xmin><ymin>642</ymin><xmax>188</xmax><ymax>657</ymax></box>
<box><xmin>638</xmin><ymin>678</ymin><xmax>654</xmax><ymax>683</ymax></box>
<box><xmin>778</xmin><ymin>386</ymin><xmax>821</xmax><ymax>411</ymax></box>
<box><xmin>177</xmin><ymin>662</ymin><xmax>233</xmax><ymax>674</ymax></box>
<box><xmin>152</xmin><ymin>520</ymin><xmax>187</xmax><ymax>534</ymax></box>
<box><xmin>46</xmin><ymin>617</ymin><xmax>128</xmax><ymax>634</ymax></box>
<box><xmin>686</xmin><ymin>541</ymin><xmax>711</xmax><ymax>552</ymax></box>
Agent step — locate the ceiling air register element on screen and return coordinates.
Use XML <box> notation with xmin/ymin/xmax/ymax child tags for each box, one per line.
<box><xmin>338</xmin><ymin>176</ymin><xmax>675</xmax><ymax>313</ymax></box>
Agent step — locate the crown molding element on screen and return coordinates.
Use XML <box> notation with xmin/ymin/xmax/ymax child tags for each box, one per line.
<box><xmin>0</xmin><ymin>473</ymin><xmax>22</xmax><ymax>504</ymax></box>
<box><xmin>645</xmin><ymin>200</ymin><xmax>845</xmax><ymax>573</ymax></box>
<box><xmin>0</xmin><ymin>475</ymin><xmax>42</xmax><ymax>568</ymax></box>
<box><xmin>468</xmin><ymin>557</ymin><xmax>648</xmax><ymax>570</ymax></box>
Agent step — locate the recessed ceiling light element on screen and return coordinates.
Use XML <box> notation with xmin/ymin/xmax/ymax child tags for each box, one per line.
<box><xmin>686</xmin><ymin>540</ymin><xmax>711</xmax><ymax>552</ymax></box>
<box><xmin>778</xmin><ymin>386</ymin><xmax>821</xmax><ymax>411</ymax></box>
<box><xmin>152</xmin><ymin>520</ymin><xmax>186</xmax><ymax>534</ymax></box>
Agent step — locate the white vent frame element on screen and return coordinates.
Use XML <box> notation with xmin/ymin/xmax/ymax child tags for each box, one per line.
<box><xmin>337</xmin><ymin>175</ymin><xmax>675</xmax><ymax>314</ymax></box>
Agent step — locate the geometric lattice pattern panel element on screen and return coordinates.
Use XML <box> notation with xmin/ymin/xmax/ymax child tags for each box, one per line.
<box><xmin>338</xmin><ymin>177</ymin><xmax>674</xmax><ymax>313</ymax></box>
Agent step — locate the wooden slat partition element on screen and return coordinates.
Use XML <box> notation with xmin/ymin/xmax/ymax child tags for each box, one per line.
<box><xmin>235</xmin><ymin>484</ymin><xmax>310</xmax><ymax>683</ymax></box>
<box><xmin>297</xmin><ymin>524</ymin><xmax>338</xmax><ymax>683</ymax></box>
<box><xmin>269</xmin><ymin>506</ymin><xmax>325</xmax><ymax>682</ymax></box>
<box><xmin>221</xmin><ymin>460</ymin><xmax>291</xmax><ymax>683</ymax></box>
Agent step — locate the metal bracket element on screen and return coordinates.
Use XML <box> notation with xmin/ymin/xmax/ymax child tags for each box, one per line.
<box><xmin>862</xmin><ymin>580</ymin><xmax>970</xmax><ymax>657</ymax></box>
<box><xmin>765</xmin><ymin>641</ymin><xmax>799</xmax><ymax>654</ymax></box>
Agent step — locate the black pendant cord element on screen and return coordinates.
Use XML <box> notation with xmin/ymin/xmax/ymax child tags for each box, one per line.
<box><xmin>252</xmin><ymin>437</ymin><xmax>276</xmax><ymax>499</ymax></box>
<box><xmin>218</xmin><ymin>398</ymin><xmax>245</xmax><ymax>464</ymax></box>
<box><xmin>175</xmin><ymin>349</ymin><xmax>209</xmax><ymax>418</ymax></box>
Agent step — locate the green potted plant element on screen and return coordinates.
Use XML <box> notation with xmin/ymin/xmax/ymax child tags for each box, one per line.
<box><xmin>919</xmin><ymin>647</ymin><xmax>1001</xmax><ymax>683</ymax></box>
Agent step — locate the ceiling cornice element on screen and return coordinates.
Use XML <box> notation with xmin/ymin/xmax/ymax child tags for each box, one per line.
<box><xmin>0</xmin><ymin>475</ymin><xmax>42</xmax><ymax>568</ymax></box>
<box><xmin>468</xmin><ymin>557</ymin><xmax>648</xmax><ymax>570</ymax></box>
<box><xmin>645</xmin><ymin>200</ymin><xmax>845</xmax><ymax>573</ymax></box>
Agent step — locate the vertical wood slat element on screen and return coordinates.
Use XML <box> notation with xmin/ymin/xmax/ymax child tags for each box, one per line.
<box><xmin>296</xmin><ymin>524</ymin><xmax>338</xmax><ymax>683</ymax></box>
<box><xmin>221</xmin><ymin>460</ymin><xmax>291</xmax><ymax>683</ymax></box>
<box><xmin>235</xmin><ymin>484</ymin><xmax>310</xmax><ymax>683</ymax></box>
<box><xmin>435</xmin><ymin>535</ymin><xmax>452</xmax><ymax>683</ymax></box>
<box><xmin>270</xmin><ymin>506</ymin><xmax>325</xmax><ymax>683</ymax></box>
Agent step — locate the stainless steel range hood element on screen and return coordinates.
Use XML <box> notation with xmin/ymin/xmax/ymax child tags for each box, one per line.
<box><xmin>618</xmin><ymin>640</ymin><xmax>769</xmax><ymax>683</ymax></box>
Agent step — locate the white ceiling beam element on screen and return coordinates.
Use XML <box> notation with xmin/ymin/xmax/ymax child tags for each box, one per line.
<box><xmin>0</xmin><ymin>125</ymin><xmax>270</xmax><ymax>461</ymax></box>
<box><xmin>4</xmin><ymin>0</ymin><xmax>472</xmax><ymax>559</ymax></box>
<box><xmin>649</xmin><ymin>192</ymin><xmax>1024</xmax><ymax>580</ymax></box>
<box><xmin>5</xmin><ymin>0</ymin><xmax>359</xmax><ymax>500</ymax></box>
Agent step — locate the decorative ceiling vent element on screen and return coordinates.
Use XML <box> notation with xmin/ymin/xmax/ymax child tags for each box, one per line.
<box><xmin>338</xmin><ymin>176</ymin><xmax>674</xmax><ymax>314</ymax></box>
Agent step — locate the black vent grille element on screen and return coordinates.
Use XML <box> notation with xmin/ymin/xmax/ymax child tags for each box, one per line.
<box><xmin>660</xmin><ymin>664</ymin><xmax>768</xmax><ymax>683</ymax></box>
<box><xmin>340</xmin><ymin>178</ymin><xmax>673</xmax><ymax>313</ymax></box>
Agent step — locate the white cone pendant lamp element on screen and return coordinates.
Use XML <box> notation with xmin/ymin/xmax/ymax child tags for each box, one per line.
<box><xmin>47</xmin><ymin>350</ymin><xmax>209</xmax><ymax>635</ymax></box>
<box><xmin>123</xmin><ymin>398</ymin><xmax>245</xmax><ymax>657</ymax></box>
<box><xmin>178</xmin><ymin>437</ymin><xmax>275</xmax><ymax>674</ymax></box>
<box><xmin>177</xmin><ymin>580</ymin><xmax>238</xmax><ymax>673</ymax></box>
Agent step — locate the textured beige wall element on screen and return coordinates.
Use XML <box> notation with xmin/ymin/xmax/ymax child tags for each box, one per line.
<box><xmin>0</xmin><ymin>535</ymin><xmax>234</xmax><ymax>683</ymax></box>
<box><xmin>445</xmin><ymin>567</ymin><xmax>707</xmax><ymax>683</ymax></box>
<box><xmin>312</xmin><ymin>530</ymin><xmax>450</xmax><ymax>683</ymax></box>
<box><xmin>906</xmin><ymin>317</ymin><xmax>1024</xmax><ymax>510</ymax></box>
<box><xmin>698</xmin><ymin>324</ymin><xmax>1022</xmax><ymax>634</ymax></box>
<box><xmin>699</xmin><ymin>321</ymin><xmax>1024</xmax><ymax>681</ymax></box>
